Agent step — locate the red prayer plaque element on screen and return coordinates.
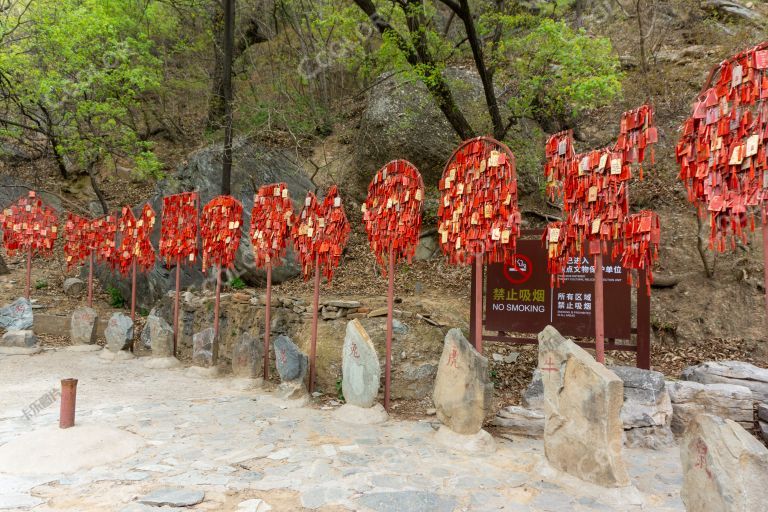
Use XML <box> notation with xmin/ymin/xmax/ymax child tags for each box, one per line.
<box><xmin>160</xmin><ymin>192</ymin><xmax>199</xmax><ymax>266</ymax></box>
<box><xmin>437</xmin><ymin>137</ymin><xmax>520</xmax><ymax>266</ymax></box>
<box><xmin>0</xmin><ymin>191</ymin><xmax>58</xmax><ymax>258</ymax></box>
<box><xmin>200</xmin><ymin>195</ymin><xmax>243</xmax><ymax>272</ymax></box>
<box><xmin>91</xmin><ymin>214</ymin><xmax>118</xmax><ymax>266</ymax></box>
<box><xmin>291</xmin><ymin>186</ymin><xmax>350</xmax><ymax>282</ymax></box>
<box><xmin>543</xmin><ymin>104</ymin><xmax>659</xmax><ymax>287</ymax></box>
<box><xmin>64</xmin><ymin>213</ymin><xmax>91</xmax><ymax>269</ymax></box>
<box><xmin>250</xmin><ymin>183</ymin><xmax>294</xmax><ymax>268</ymax></box>
<box><xmin>115</xmin><ymin>205</ymin><xmax>156</xmax><ymax>275</ymax></box>
<box><xmin>677</xmin><ymin>42</ymin><xmax>768</xmax><ymax>252</ymax></box>
<box><xmin>362</xmin><ymin>160</ymin><xmax>424</xmax><ymax>275</ymax></box>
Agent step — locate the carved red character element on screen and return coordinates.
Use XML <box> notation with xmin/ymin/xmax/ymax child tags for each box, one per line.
<box><xmin>250</xmin><ymin>183</ymin><xmax>294</xmax><ymax>268</ymax></box>
<box><xmin>200</xmin><ymin>195</ymin><xmax>243</xmax><ymax>272</ymax></box>
<box><xmin>362</xmin><ymin>159</ymin><xmax>424</xmax><ymax>275</ymax></box>
<box><xmin>160</xmin><ymin>192</ymin><xmax>199</xmax><ymax>266</ymax></box>
<box><xmin>437</xmin><ymin>137</ymin><xmax>520</xmax><ymax>266</ymax></box>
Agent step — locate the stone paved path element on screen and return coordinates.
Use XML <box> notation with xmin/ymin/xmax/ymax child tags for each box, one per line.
<box><xmin>0</xmin><ymin>350</ymin><xmax>685</xmax><ymax>511</ymax></box>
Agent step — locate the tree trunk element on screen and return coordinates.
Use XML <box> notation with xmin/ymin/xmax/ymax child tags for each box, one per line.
<box><xmin>221</xmin><ymin>0</ymin><xmax>235</xmax><ymax>196</ymax></box>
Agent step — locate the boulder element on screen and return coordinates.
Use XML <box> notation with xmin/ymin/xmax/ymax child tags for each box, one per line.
<box><xmin>231</xmin><ymin>332</ymin><xmax>264</xmax><ymax>379</ymax></box>
<box><xmin>609</xmin><ymin>365</ymin><xmax>674</xmax><ymax>449</ymax></box>
<box><xmin>274</xmin><ymin>335</ymin><xmax>308</xmax><ymax>400</ymax></box>
<box><xmin>70</xmin><ymin>307</ymin><xmax>98</xmax><ymax>345</ymax></box>
<box><xmin>522</xmin><ymin>369</ymin><xmax>544</xmax><ymax>410</ymax></box>
<box><xmin>667</xmin><ymin>380</ymin><xmax>754</xmax><ymax>434</ymax></box>
<box><xmin>0</xmin><ymin>297</ymin><xmax>33</xmax><ymax>331</ymax></box>
<box><xmin>682</xmin><ymin>360</ymin><xmax>768</xmax><ymax>403</ymax></box>
<box><xmin>681</xmin><ymin>414</ymin><xmax>768</xmax><ymax>512</ymax></box>
<box><xmin>104</xmin><ymin>313</ymin><xmax>133</xmax><ymax>352</ymax></box>
<box><xmin>341</xmin><ymin>320</ymin><xmax>381</xmax><ymax>408</ymax></box>
<box><xmin>701</xmin><ymin>0</ymin><xmax>767</xmax><ymax>24</ymax></box>
<box><xmin>490</xmin><ymin>406</ymin><xmax>544</xmax><ymax>438</ymax></box>
<box><xmin>432</xmin><ymin>329</ymin><xmax>493</xmax><ymax>435</ymax></box>
<box><xmin>295</xmin><ymin>314</ymin><xmax>445</xmax><ymax>399</ymax></box>
<box><xmin>1</xmin><ymin>329</ymin><xmax>37</xmax><ymax>348</ymax></box>
<box><xmin>538</xmin><ymin>326</ymin><xmax>630</xmax><ymax>487</ymax></box>
<box><xmin>62</xmin><ymin>277</ymin><xmax>85</xmax><ymax>297</ymax></box>
<box><xmin>146</xmin><ymin>315</ymin><xmax>174</xmax><ymax>358</ymax></box>
<box><xmin>192</xmin><ymin>327</ymin><xmax>215</xmax><ymax>367</ymax></box>
<box><xmin>91</xmin><ymin>140</ymin><xmax>314</xmax><ymax>310</ymax></box>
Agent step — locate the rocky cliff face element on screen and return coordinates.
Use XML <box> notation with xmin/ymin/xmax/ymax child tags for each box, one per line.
<box><xmin>92</xmin><ymin>140</ymin><xmax>314</xmax><ymax>310</ymax></box>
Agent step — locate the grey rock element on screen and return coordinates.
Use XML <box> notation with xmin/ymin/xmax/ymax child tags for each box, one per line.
<box><xmin>702</xmin><ymin>0</ymin><xmax>766</xmax><ymax>24</ymax></box>
<box><xmin>356</xmin><ymin>491</ymin><xmax>456</xmax><ymax>512</ymax></box>
<box><xmin>760</xmin><ymin>421</ymin><xmax>768</xmax><ymax>443</ymax></box>
<box><xmin>70</xmin><ymin>307</ymin><xmax>98</xmax><ymax>345</ymax></box>
<box><xmin>147</xmin><ymin>315</ymin><xmax>174</xmax><ymax>357</ymax></box>
<box><xmin>414</xmin><ymin>234</ymin><xmax>439</xmax><ymax>261</ymax></box>
<box><xmin>432</xmin><ymin>329</ymin><xmax>493</xmax><ymax>435</ymax></box>
<box><xmin>759</xmin><ymin>402</ymin><xmax>768</xmax><ymax>423</ymax></box>
<box><xmin>232</xmin><ymin>332</ymin><xmax>264</xmax><ymax>379</ymax></box>
<box><xmin>538</xmin><ymin>326</ymin><xmax>630</xmax><ymax>487</ymax></box>
<box><xmin>342</xmin><ymin>320</ymin><xmax>381</xmax><ymax>408</ymax></box>
<box><xmin>325</xmin><ymin>300</ymin><xmax>361</xmax><ymax>309</ymax></box>
<box><xmin>398</xmin><ymin>362</ymin><xmax>437</xmax><ymax>400</ymax></box>
<box><xmin>491</xmin><ymin>406</ymin><xmax>544</xmax><ymax>437</ymax></box>
<box><xmin>522</xmin><ymin>369</ymin><xmax>544</xmax><ymax>410</ymax></box>
<box><xmin>192</xmin><ymin>327</ymin><xmax>214</xmax><ymax>367</ymax></box>
<box><xmin>667</xmin><ymin>380</ymin><xmax>754</xmax><ymax>433</ymax></box>
<box><xmin>1</xmin><ymin>330</ymin><xmax>37</xmax><ymax>348</ymax></box>
<box><xmin>92</xmin><ymin>141</ymin><xmax>314</xmax><ymax>310</ymax></box>
<box><xmin>138</xmin><ymin>487</ymin><xmax>205</xmax><ymax>507</ymax></box>
<box><xmin>391</xmin><ymin>319</ymin><xmax>408</xmax><ymax>335</ymax></box>
<box><xmin>609</xmin><ymin>365</ymin><xmax>673</xmax><ymax>447</ymax></box>
<box><xmin>62</xmin><ymin>277</ymin><xmax>85</xmax><ymax>297</ymax></box>
<box><xmin>681</xmin><ymin>414</ymin><xmax>768</xmax><ymax>512</ymax></box>
<box><xmin>0</xmin><ymin>297</ymin><xmax>33</xmax><ymax>330</ymax></box>
<box><xmin>274</xmin><ymin>335</ymin><xmax>307</xmax><ymax>383</ymax></box>
<box><xmin>104</xmin><ymin>313</ymin><xmax>134</xmax><ymax>352</ymax></box>
<box><xmin>682</xmin><ymin>360</ymin><xmax>768</xmax><ymax>402</ymax></box>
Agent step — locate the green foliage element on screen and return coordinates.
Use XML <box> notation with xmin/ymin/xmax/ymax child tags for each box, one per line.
<box><xmin>229</xmin><ymin>277</ymin><xmax>246</xmax><ymax>290</ymax></box>
<box><xmin>107</xmin><ymin>285</ymin><xmax>126</xmax><ymax>308</ymax></box>
<box><xmin>0</xmin><ymin>0</ymin><xmax>176</xmax><ymax>177</ymax></box>
<box><xmin>35</xmin><ymin>279</ymin><xmax>48</xmax><ymax>290</ymax></box>
<box><xmin>504</xmin><ymin>19</ymin><xmax>622</xmax><ymax>124</ymax></box>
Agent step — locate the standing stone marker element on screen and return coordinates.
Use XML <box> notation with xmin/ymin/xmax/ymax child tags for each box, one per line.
<box><xmin>681</xmin><ymin>414</ymin><xmax>768</xmax><ymax>512</ymax></box>
<box><xmin>105</xmin><ymin>313</ymin><xmax>134</xmax><ymax>352</ymax></box>
<box><xmin>70</xmin><ymin>306</ymin><xmax>98</xmax><ymax>345</ymax></box>
<box><xmin>232</xmin><ymin>332</ymin><xmax>264</xmax><ymax>379</ymax></box>
<box><xmin>432</xmin><ymin>329</ymin><xmax>493</xmax><ymax>435</ymax></box>
<box><xmin>192</xmin><ymin>327</ymin><xmax>214</xmax><ymax>367</ymax></box>
<box><xmin>274</xmin><ymin>335</ymin><xmax>308</xmax><ymax>400</ymax></box>
<box><xmin>342</xmin><ymin>319</ymin><xmax>381</xmax><ymax>408</ymax></box>
<box><xmin>538</xmin><ymin>325</ymin><xmax>630</xmax><ymax>487</ymax></box>
<box><xmin>0</xmin><ymin>297</ymin><xmax>33</xmax><ymax>331</ymax></box>
<box><xmin>146</xmin><ymin>315</ymin><xmax>174</xmax><ymax>358</ymax></box>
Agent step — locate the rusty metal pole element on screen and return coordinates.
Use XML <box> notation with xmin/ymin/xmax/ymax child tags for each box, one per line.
<box><xmin>59</xmin><ymin>378</ymin><xmax>78</xmax><ymax>429</ymax></box>
<box><xmin>264</xmin><ymin>262</ymin><xmax>272</xmax><ymax>381</ymax></box>
<box><xmin>173</xmin><ymin>256</ymin><xmax>181</xmax><ymax>357</ymax></box>
<box><xmin>25</xmin><ymin>247</ymin><xmax>32</xmax><ymax>299</ymax></box>
<box><xmin>87</xmin><ymin>250</ymin><xmax>94</xmax><ymax>307</ymax></box>
<box><xmin>309</xmin><ymin>255</ymin><xmax>320</xmax><ymax>394</ymax></box>
<box><xmin>130</xmin><ymin>257</ymin><xmax>137</xmax><ymax>323</ymax></box>
<box><xmin>474</xmin><ymin>253</ymin><xmax>483</xmax><ymax>353</ymax></box>
<box><xmin>593</xmin><ymin>246</ymin><xmax>605</xmax><ymax>364</ymax></box>
<box><xmin>212</xmin><ymin>265</ymin><xmax>222</xmax><ymax>365</ymax></box>
<box><xmin>385</xmin><ymin>246</ymin><xmax>394</xmax><ymax>411</ymax></box>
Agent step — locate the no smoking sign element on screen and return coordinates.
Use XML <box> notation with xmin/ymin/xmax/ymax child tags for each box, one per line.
<box><xmin>502</xmin><ymin>254</ymin><xmax>533</xmax><ymax>285</ymax></box>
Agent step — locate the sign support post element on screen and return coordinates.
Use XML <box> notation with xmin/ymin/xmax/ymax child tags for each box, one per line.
<box><xmin>474</xmin><ymin>253</ymin><xmax>484</xmax><ymax>352</ymax></box>
<box><xmin>173</xmin><ymin>256</ymin><xmax>181</xmax><ymax>357</ymax></box>
<box><xmin>310</xmin><ymin>254</ymin><xmax>320</xmax><ymax>394</ymax></box>
<box><xmin>264</xmin><ymin>262</ymin><xmax>272</xmax><ymax>380</ymax></box>
<box><xmin>385</xmin><ymin>247</ymin><xmax>394</xmax><ymax>410</ymax></box>
<box><xmin>592</xmin><ymin>244</ymin><xmax>605</xmax><ymax>364</ymax></box>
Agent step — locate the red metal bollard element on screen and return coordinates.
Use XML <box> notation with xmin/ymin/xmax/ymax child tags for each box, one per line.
<box><xmin>59</xmin><ymin>378</ymin><xmax>78</xmax><ymax>429</ymax></box>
